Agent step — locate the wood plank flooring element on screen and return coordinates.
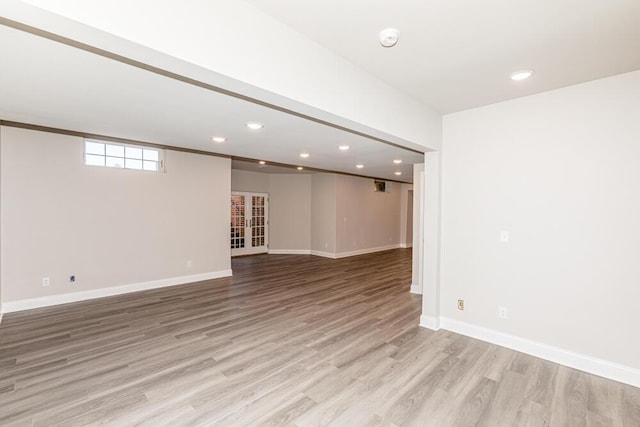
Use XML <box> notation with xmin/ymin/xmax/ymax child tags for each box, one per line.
<box><xmin>1</xmin><ymin>249</ymin><xmax>639</xmax><ymax>426</ymax></box>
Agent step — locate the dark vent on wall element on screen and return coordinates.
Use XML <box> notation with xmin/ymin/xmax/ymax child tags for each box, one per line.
<box><xmin>374</xmin><ymin>180</ymin><xmax>387</xmax><ymax>192</ymax></box>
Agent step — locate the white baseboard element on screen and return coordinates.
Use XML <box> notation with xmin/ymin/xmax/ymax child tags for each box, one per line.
<box><xmin>310</xmin><ymin>250</ymin><xmax>336</xmax><ymax>259</ymax></box>
<box><xmin>2</xmin><ymin>270</ymin><xmax>233</xmax><ymax>313</ymax></box>
<box><xmin>309</xmin><ymin>245</ymin><xmax>406</xmax><ymax>260</ymax></box>
<box><xmin>268</xmin><ymin>249</ymin><xmax>311</xmax><ymax>255</ymax></box>
<box><xmin>0</xmin><ymin>304</ymin><xmax>3</xmax><ymax>324</ymax></box>
<box><xmin>400</xmin><ymin>243</ymin><xmax>413</xmax><ymax>248</ymax></box>
<box><xmin>334</xmin><ymin>244</ymin><xmax>402</xmax><ymax>259</ymax></box>
<box><xmin>430</xmin><ymin>317</ymin><xmax>640</xmax><ymax>389</ymax></box>
<box><xmin>410</xmin><ymin>283</ymin><xmax>422</xmax><ymax>294</ymax></box>
<box><xmin>419</xmin><ymin>314</ymin><xmax>440</xmax><ymax>330</ymax></box>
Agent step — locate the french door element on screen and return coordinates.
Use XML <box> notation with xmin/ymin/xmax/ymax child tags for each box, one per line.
<box><xmin>230</xmin><ymin>192</ymin><xmax>269</xmax><ymax>256</ymax></box>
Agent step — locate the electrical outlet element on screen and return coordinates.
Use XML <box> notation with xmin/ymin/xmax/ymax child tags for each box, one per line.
<box><xmin>499</xmin><ymin>306</ymin><xmax>508</xmax><ymax>319</ymax></box>
<box><xmin>457</xmin><ymin>299</ymin><xmax>465</xmax><ymax>310</ymax></box>
<box><xmin>42</xmin><ymin>277</ymin><xmax>50</xmax><ymax>287</ymax></box>
<box><xmin>187</xmin><ymin>260</ymin><xmax>192</xmax><ymax>269</ymax></box>
<box><xmin>500</xmin><ymin>231</ymin><xmax>510</xmax><ymax>243</ymax></box>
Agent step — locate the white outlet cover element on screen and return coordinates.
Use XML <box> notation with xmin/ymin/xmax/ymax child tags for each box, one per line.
<box><xmin>500</xmin><ymin>230</ymin><xmax>510</xmax><ymax>243</ymax></box>
<box><xmin>42</xmin><ymin>277</ymin><xmax>50</xmax><ymax>287</ymax></box>
<box><xmin>499</xmin><ymin>306</ymin><xmax>508</xmax><ymax>319</ymax></box>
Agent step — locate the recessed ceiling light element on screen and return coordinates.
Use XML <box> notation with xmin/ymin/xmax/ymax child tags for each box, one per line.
<box><xmin>510</xmin><ymin>70</ymin><xmax>534</xmax><ymax>81</ymax></box>
<box><xmin>245</xmin><ymin>122</ymin><xmax>263</xmax><ymax>130</ymax></box>
<box><xmin>338</xmin><ymin>145</ymin><xmax>350</xmax><ymax>151</ymax></box>
<box><xmin>356</xmin><ymin>164</ymin><xmax>364</xmax><ymax>169</ymax></box>
<box><xmin>212</xmin><ymin>136</ymin><xmax>226</xmax><ymax>143</ymax></box>
<box><xmin>258</xmin><ymin>160</ymin><xmax>266</xmax><ymax>165</ymax></box>
<box><xmin>297</xmin><ymin>166</ymin><xmax>304</xmax><ymax>170</ymax></box>
<box><xmin>395</xmin><ymin>171</ymin><xmax>402</xmax><ymax>176</ymax></box>
<box><xmin>393</xmin><ymin>159</ymin><xmax>402</xmax><ymax>164</ymax></box>
<box><xmin>299</xmin><ymin>153</ymin><xmax>310</xmax><ymax>158</ymax></box>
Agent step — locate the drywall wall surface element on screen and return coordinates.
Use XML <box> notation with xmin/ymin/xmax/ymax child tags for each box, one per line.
<box><xmin>268</xmin><ymin>174</ymin><xmax>311</xmax><ymax>251</ymax></box>
<box><xmin>10</xmin><ymin>0</ymin><xmax>441</xmax><ymax>151</ymax></box>
<box><xmin>0</xmin><ymin>126</ymin><xmax>231</xmax><ymax>303</ymax></box>
<box><xmin>335</xmin><ymin>175</ymin><xmax>401</xmax><ymax>254</ymax></box>
<box><xmin>399</xmin><ymin>183</ymin><xmax>413</xmax><ymax>246</ymax></box>
<box><xmin>406</xmin><ymin>190</ymin><xmax>414</xmax><ymax>245</ymax></box>
<box><xmin>231</xmin><ymin>169</ymin><xmax>270</xmax><ymax>193</ymax></box>
<box><xmin>0</xmin><ymin>128</ymin><xmax>2</xmax><ymax>311</ymax></box>
<box><xmin>440</xmin><ymin>70</ymin><xmax>640</xmax><ymax>369</ymax></box>
<box><xmin>310</xmin><ymin>173</ymin><xmax>336</xmax><ymax>253</ymax></box>
<box><xmin>411</xmin><ymin>163</ymin><xmax>424</xmax><ymax>293</ymax></box>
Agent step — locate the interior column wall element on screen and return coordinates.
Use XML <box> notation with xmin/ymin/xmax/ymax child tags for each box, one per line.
<box><xmin>411</xmin><ymin>163</ymin><xmax>424</xmax><ymax>294</ymax></box>
<box><xmin>310</xmin><ymin>173</ymin><xmax>337</xmax><ymax>255</ymax></box>
<box><xmin>399</xmin><ymin>183</ymin><xmax>413</xmax><ymax>248</ymax></box>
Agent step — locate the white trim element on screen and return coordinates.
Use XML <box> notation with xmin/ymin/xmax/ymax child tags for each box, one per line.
<box><xmin>0</xmin><ymin>304</ymin><xmax>3</xmax><ymax>324</ymax></box>
<box><xmin>2</xmin><ymin>270</ymin><xmax>233</xmax><ymax>313</ymax></box>
<box><xmin>422</xmin><ymin>152</ymin><xmax>442</xmax><ymax>332</ymax></box>
<box><xmin>419</xmin><ymin>314</ymin><xmax>440</xmax><ymax>330</ymax></box>
<box><xmin>268</xmin><ymin>249</ymin><xmax>311</xmax><ymax>255</ymax></box>
<box><xmin>410</xmin><ymin>283</ymin><xmax>422</xmax><ymax>295</ymax></box>
<box><xmin>400</xmin><ymin>243</ymin><xmax>413</xmax><ymax>248</ymax></box>
<box><xmin>334</xmin><ymin>244</ymin><xmax>402</xmax><ymax>259</ymax></box>
<box><xmin>437</xmin><ymin>317</ymin><xmax>640</xmax><ymax>389</ymax></box>
<box><xmin>310</xmin><ymin>244</ymin><xmax>403</xmax><ymax>259</ymax></box>
<box><xmin>412</xmin><ymin>164</ymin><xmax>424</xmax><ymax>314</ymax></box>
<box><xmin>310</xmin><ymin>250</ymin><xmax>337</xmax><ymax>259</ymax></box>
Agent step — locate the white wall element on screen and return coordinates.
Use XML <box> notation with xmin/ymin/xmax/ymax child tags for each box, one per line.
<box><xmin>310</xmin><ymin>173</ymin><xmax>336</xmax><ymax>254</ymax></box>
<box><xmin>411</xmin><ymin>164</ymin><xmax>424</xmax><ymax>294</ymax></box>
<box><xmin>0</xmin><ymin>128</ymin><xmax>2</xmax><ymax>313</ymax></box>
<box><xmin>268</xmin><ymin>174</ymin><xmax>311</xmax><ymax>251</ymax></box>
<box><xmin>399</xmin><ymin>183</ymin><xmax>413</xmax><ymax>247</ymax></box>
<box><xmin>231</xmin><ymin>170</ymin><xmax>312</xmax><ymax>252</ymax></box>
<box><xmin>233</xmin><ymin>170</ymin><xmax>405</xmax><ymax>257</ymax></box>
<box><xmin>231</xmin><ymin>169</ymin><xmax>270</xmax><ymax>193</ymax></box>
<box><xmin>0</xmin><ymin>126</ymin><xmax>231</xmax><ymax>307</ymax></box>
<box><xmin>335</xmin><ymin>175</ymin><xmax>401</xmax><ymax>254</ymax></box>
<box><xmin>440</xmin><ymin>70</ymin><xmax>640</xmax><ymax>371</ymax></box>
<box><xmin>406</xmin><ymin>190</ymin><xmax>413</xmax><ymax>245</ymax></box>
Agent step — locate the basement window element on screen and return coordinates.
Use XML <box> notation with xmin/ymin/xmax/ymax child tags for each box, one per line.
<box><xmin>84</xmin><ymin>140</ymin><xmax>164</xmax><ymax>172</ymax></box>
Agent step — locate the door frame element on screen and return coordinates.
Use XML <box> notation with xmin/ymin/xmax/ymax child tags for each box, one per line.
<box><xmin>231</xmin><ymin>191</ymin><xmax>269</xmax><ymax>257</ymax></box>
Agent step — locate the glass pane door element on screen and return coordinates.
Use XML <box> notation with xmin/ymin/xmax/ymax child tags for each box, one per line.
<box><xmin>230</xmin><ymin>195</ymin><xmax>245</xmax><ymax>250</ymax></box>
<box><xmin>252</xmin><ymin>195</ymin><xmax>266</xmax><ymax>248</ymax></box>
<box><xmin>231</xmin><ymin>192</ymin><xmax>268</xmax><ymax>256</ymax></box>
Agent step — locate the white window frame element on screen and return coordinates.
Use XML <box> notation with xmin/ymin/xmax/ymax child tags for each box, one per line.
<box><xmin>84</xmin><ymin>139</ymin><xmax>165</xmax><ymax>172</ymax></box>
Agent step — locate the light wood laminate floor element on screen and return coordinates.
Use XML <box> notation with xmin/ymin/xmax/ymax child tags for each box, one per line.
<box><xmin>1</xmin><ymin>249</ymin><xmax>639</xmax><ymax>426</ymax></box>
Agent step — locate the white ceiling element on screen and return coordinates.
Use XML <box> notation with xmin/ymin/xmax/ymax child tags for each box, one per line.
<box><xmin>245</xmin><ymin>0</ymin><xmax>640</xmax><ymax>113</ymax></box>
<box><xmin>0</xmin><ymin>24</ymin><xmax>420</xmax><ymax>182</ymax></box>
<box><xmin>1</xmin><ymin>1</ymin><xmax>639</xmax><ymax>185</ymax></box>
